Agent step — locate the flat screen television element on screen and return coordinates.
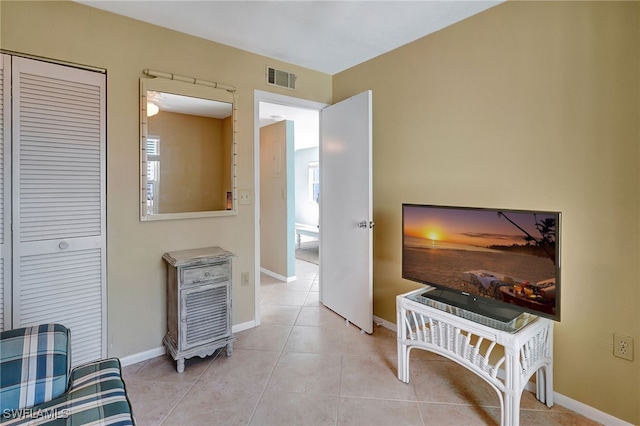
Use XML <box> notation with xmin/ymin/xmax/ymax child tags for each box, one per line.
<box><xmin>402</xmin><ymin>204</ymin><xmax>561</xmax><ymax>322</ymax></box>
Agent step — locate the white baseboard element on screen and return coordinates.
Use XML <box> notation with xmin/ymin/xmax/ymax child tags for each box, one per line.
<box><xmin>373</xmin><ymin>315</ymin><xmax>395</xmax><ymax>331</ymax></box>
<box><xmin>553</xmin><ymin>394</ymin><xmax>632</xmax><ymax>426</ymax></box>
<box><xmin>119</xmin><ymin>320</ymin><xmax>256</xmax><ymax>367</ymax></box>
<box><xmin>517</xmin><ymin>377</ymin><xmax>631</xmax><ymax>425</ymax></box>
<box><xmin>119</xmin><ymin>346</ymin><xmax>166</xmax><ymax>367</ymax></box>
<box><xmin>232</xmin><ymin>320</ymin><xmax>256</xmax><ymax>333</ymax></box>
<box><xmin>260</xmin><ymin>267</ymin><xmax>296</xmax><ymax>283</ymax></box>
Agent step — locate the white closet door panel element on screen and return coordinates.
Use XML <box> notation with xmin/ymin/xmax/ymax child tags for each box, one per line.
<box><xmin>0</xmin><ymin>262</ymin><xmax>5</xmax><ymax>331</ymax></box>
<box><xmin>0</xmin><ymin>56</ymin><xmax>5</xmax><ymax>244</ymax></box>
<box><xmin>0</xmin><ymin>54</ymin><xmax>11</xmax><ymax>331</ymax></box>
<box><xmin>18</xmin><ymin>249</ymin><xmax>103</xmax><ymax>364</ymax></box>
<box><xmin>12</xmin><ymin>57</ymin><xmax>105</xmax><ymax>365</ymax></box>
<box><xmin>0</xmin><ymin>56</ymin><xmax>4</xmax><ymax>330</ymax></box>
<box><xmin>16</xmin><ymin>64</ymin><xmax>103</xmax><ymax>243</ymax></box>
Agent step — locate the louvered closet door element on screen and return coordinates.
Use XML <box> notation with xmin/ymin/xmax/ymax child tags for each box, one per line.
<box><xmin>0</xmin><ymin>55</ymin><xmax>12</xmax><ymax>331</ymax></box>
<box><xmin>12</xmin><ymin>57</ymin><xmax>106</xmax><ymax>366</ymax></box>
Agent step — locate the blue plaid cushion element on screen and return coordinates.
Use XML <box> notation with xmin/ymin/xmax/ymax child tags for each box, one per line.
<box><xmin>0</xmin><ymin>325</ymin><xmax>70</xmax><ymax>412</ymax></box>
<box><xmin>0</xmin><ymin>358</ymin><xmax>134</xmax><ymax>425</ymax></box>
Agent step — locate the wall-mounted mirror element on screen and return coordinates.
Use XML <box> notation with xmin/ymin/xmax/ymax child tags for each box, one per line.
<box><xmin>140</xmin><ymin>75</ymin><xmax>236</xmax><ymax>220</ymax></box>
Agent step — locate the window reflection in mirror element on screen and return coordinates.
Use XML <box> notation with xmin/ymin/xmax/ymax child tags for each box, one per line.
<box><xmin>140</xmin><ymin>77</ymin><xmax>236</xmax><ymax>221</ymax></box>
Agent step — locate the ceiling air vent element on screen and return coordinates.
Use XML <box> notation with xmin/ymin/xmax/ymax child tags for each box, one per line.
<box><xmin>266</xmin><ymin>66</ymin><xmax>297</xmax><ymax>90</ymax></box>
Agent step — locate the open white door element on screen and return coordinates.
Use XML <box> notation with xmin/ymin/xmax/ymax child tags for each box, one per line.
<box><xmin>319</xmin><ymin>90</ymin><xmax>373</xmax><ymax>334</ymax></box>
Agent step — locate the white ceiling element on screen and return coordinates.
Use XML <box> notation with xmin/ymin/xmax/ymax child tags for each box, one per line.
<box><xmin>259</xmin><ymin>101</ymin><xmax>320</xmax><ymax>150</ymax></box>
<box><xmin>149</xmin><ymin>91</ymin><xmax>232</xmax><ymax>118</ymax></box>
<box><xmin>78</xmin><ymin>0</ymin><xmax>502</xmax><ymax>75</ymax></box>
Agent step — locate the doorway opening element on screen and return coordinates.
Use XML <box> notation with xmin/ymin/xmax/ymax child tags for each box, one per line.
<box><xmin>253</xmin><ymin>90</ymin><xmax>327</xmax><ymax>325</ymax></box>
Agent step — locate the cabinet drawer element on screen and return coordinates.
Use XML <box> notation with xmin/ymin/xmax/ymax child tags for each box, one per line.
<box><xmin>181</xmin><ymin>262</ymin><xmax>230</xmax><ymax>285</ymax></box>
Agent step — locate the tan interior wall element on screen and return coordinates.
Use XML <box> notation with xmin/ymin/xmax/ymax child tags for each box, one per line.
<box><xmin>259</xmin><ymin>121</ymin><xmax>288</xmax><ymax>277</ymax></box>
<box><xmin>149</xmin><ymin>111</ymin><xmax>224</xmax><ymax>213</ymax></box>
<box><xmin>333</xmin><ymin>1</ymin><xmax>639</xmax><ymax>423</ymax></box>
<box><xmin>0</xmin><ymin>0</ymin><xmax>332</xmax><ymax>359</ymax></box>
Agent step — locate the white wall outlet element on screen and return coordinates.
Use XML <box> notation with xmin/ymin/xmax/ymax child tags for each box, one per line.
<box><xmin>239</xmin><ymin>189</ymin><xmax>252</xmax><ymax>205</ymax></box>
<box><xmin>241</xmin><ymin>272</ymin><xmax>250</xmax><ymax>286</ymax></box>
<box><xmin>613</xmin><ymin>333</ymin><xmax>634</xmax><ymax>361</ymax></box>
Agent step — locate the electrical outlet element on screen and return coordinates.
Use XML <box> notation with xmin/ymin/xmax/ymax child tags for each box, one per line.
<box><xmin>241</xmin><ymin>272</ymin><xmax>250</xmax><ymax>286</ymax></box>
<box><xmin>613</xmin><ymin>333</ymin><xmax>634</xmax><ymax>361</ymax></box>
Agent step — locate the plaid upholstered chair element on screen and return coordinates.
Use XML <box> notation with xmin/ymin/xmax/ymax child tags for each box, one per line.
<box><xmin>0</xmin><ymin>324</ymin><xmax>134</xmax><ymax>425</ymax></box>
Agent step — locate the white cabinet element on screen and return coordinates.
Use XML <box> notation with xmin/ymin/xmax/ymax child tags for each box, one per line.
<box><xmin>162</xmin><ymin>247</ymin><xmax>236</xmax><ymax>372</ymax></box>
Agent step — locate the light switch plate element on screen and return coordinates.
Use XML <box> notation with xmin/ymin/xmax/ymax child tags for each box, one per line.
<box><xmin>239</xmin><ymin>189</ymin><xmax>252</xmax><ymax>205</ymax></box>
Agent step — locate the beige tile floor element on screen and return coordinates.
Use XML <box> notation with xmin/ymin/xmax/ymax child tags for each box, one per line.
<box><xmin>123</xmin><ymin>259</ymin><xmax>600</xmax><ymax>426</ymax></box>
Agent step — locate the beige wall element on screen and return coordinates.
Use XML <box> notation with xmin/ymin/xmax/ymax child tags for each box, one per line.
<box><xmin>149</xmin><ymin>111</ymin><xmax>226</xmax><ymax>213</ymax></box>
<box><xmin>333</xmin><ymin>1</ymin><xmax>639</xmax><ymax>423</ymax></box>
<box><xmin>0</xmin><ymin>0</ymin><xmax>332</xmax><ymax>359</ymax></box>
<box><xmin>259</xmin><ymin>121</ymin><xmax>293</xmax><ymax>278</ymax></box>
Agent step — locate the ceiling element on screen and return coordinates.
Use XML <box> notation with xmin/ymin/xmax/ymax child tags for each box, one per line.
<box><xmin>149</xmin><ymin>91</ymin><xmax>232</xmax><ymax>118</ymax></box>
<box><xmin>78</xmin><ymin>0</ymin><xmax>502</xmax><ymax>75</ymax></box>
<box><xmin>79</xmin><ymin>0</ymin><xmax>502</xmax><ymax>149</ymax></box>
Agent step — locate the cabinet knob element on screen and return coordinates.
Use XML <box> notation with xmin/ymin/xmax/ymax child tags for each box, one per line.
<box><xmin>59</xmin><ymin>241</ymin><xmax>69</xmax><ymax>250</ymax></box>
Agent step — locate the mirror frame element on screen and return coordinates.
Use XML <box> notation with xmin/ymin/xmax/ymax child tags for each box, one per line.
<box><xmin>140</xmin><ymin>76</ymin><xmax>237</xmax><ymax>221</ymax></box>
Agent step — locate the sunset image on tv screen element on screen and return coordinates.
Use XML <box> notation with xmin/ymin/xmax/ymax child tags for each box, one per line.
<box><xmin>403</xmin><ymin>205</ymin><xmax>558</xmax><ymax>318</ymax></box>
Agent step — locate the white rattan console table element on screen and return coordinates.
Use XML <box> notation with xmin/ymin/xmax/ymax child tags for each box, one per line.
<box><xmin>397</xmin><ymin>288</ymin><xmax>553</xmax><ymax>426</ymax></box>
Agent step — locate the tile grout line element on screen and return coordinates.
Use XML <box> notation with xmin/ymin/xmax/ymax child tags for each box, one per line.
<box><xmin>159</xmin><ymin>348</ymin><xmax>223</xmax><ymax>425</ymax></box>
<box><xmin>127</xmin><ymin>360</ymin><xmax>194</xmax><ymax>425</ymax></box>
<box><xmin>246</xmin><ymin>270</ymin><xmax>310</xmax><ymax>425</ymax></box>
<box><xmin>336</xmin><ymin>354</ymin><xmax>345</xmax><ymax>426</ymax></box>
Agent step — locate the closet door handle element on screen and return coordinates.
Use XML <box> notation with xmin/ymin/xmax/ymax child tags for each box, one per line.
<box><xmin>59</xmin><ymin>241</ymin><xmax>69</xmax><ymax>250</ymax></box>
